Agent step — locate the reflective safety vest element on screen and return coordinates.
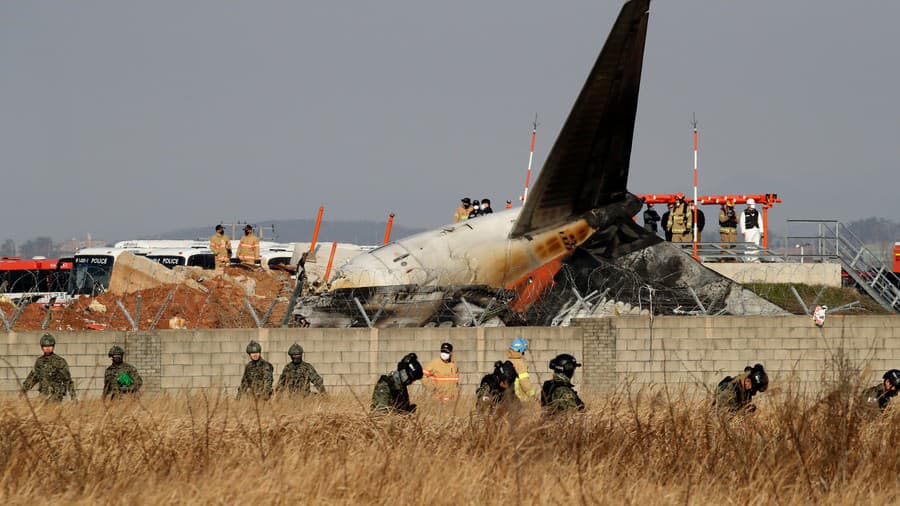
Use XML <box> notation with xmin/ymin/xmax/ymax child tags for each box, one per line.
<box><xmin>209</xmin><ymin>233</ymin><xmax>231</xmax><ymax>260</ymax></box>
<box><xmin>237</xmin><ymin>234</ymin><xmax>260</xmax><ymax>264</ymax></box>
<box><xmin>422</xmin><ymin>358</ymin><xmax>460</xmax><ymax>400</ymax></box>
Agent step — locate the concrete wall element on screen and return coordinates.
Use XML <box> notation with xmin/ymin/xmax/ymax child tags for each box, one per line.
<box><xmin>4</xmin><ymin>315</ymin><xmax>899</xmax><ymax>398</ymax></box>
<box><xmin>704</xmin><ymin>262</ymin><xmax>842</xmax><ymax>287</ymax></box>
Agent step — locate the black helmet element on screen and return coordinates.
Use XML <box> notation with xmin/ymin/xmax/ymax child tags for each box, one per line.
<box><xmin>747</xmin><ymin>363</ymin><xmax>768</xmax><ymax>392</ymax></box>
<box><xmin>246</xmin><ymin>341</ymin><xmax>262</xmax><ymax>354</ymax></box>
<box><xmin>108</xmin><ymin>345</ymin><xmax>125</xmax><ymax>357</ymax></box>
<box><xmin>288</xmin><ymin>343</ymin><xmax>304</xmax><ymax>356</ymax></box>
<box><xmin>39</xmin><ymin>334</ymin><xmax>56</xmax><ymax>347</ymax></box>
<box><xmin>884</xmin><ymin>369</ymin><xmax>900</xmax><ymax>389</ymax></box>
<box><xmin>549</xmin><ymin>354</ymin><xmax>582</xmax><ymax>379</ymax></box>
<box><xmin>494</xmin><ymin>360</ymin><xmax>518</xmax><ymax>385</ymax></box>
<box><xmin>440</xmin><ymin>342</ymin><xmax>453</xmax><ymax>354</ymax></box>
<box><xmin>461</xmin><ymin>198</ymin><xmax>471</xmax><ymax>205</ymax></box>
<box><xmin>397</xmin><ymin>353</ymin><xmax>423</xmax><ymax>385</ymax></box>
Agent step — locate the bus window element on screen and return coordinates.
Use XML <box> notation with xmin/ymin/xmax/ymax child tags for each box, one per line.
<box><xmin>187</xmin><ymin>254</ymin><xmax>216</xmax><ymax>270</ymax></box>
<box><xmin>69</xmin><ymin>255</ymin><xmax>115</xmax><ymax>295</ymax></box>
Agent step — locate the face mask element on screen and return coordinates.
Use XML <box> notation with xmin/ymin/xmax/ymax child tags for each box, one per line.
<box><xmin>112</xmin><ymin>356</ymin><xmax>123</xmax><ymax>365</ymax></box>
<box><xmin>440</xmin><ymin>352</ymin><xmax>451</xmax><ymax>361</ymax></box>
<box><xmin>291</xmin><ymin>355</ymin><xmax>303</xmax><ymax>364</ymax></box>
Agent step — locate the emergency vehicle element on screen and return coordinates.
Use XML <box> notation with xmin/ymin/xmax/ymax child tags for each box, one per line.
<box><xmin>68</xmin><ymin>247</ymin><xmax>148</xmax><ymax>296</ymax></box>
<box><xmin>0</xmin><ymin>256</ymin><xmax>72</xmax><ymax>303</ymax></box>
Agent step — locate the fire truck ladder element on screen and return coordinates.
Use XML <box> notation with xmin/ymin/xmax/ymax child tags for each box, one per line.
<box><xmin>787</xmin><ymin>220</ymin><xmax>900</xmax><ymax>313</ymax></box>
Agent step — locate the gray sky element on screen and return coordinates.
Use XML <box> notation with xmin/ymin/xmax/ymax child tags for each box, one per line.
<box><xmin>3</xmin><ymin>1</ymin><xmax>899</xmax><ymax>243</ymax></box>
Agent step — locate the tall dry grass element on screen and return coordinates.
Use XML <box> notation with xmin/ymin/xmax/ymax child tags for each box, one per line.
<box><xmin>1</xmin><ymin>376</ymin><xmax>898</xmax><ymax>505</ymax></box>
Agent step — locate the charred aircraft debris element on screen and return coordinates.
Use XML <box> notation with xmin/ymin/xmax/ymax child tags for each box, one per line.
<box><xmin>292</xmin><ymin>0</ymin><xmax>785</xmax><ymax>328</ymax></box>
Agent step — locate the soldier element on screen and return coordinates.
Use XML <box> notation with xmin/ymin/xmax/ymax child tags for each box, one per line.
<box><xmin>864</xmin><ymin>369</ymin><xmax>900</xmax><ymax>412</ymax></box>
<box><xmin>718</xmin><ymin>200</ymin><xmax>738</xmax><ymax>247</ymax></box>
<box><xmin>236</xmin><ymin>224</ymin><xmax>260</xmax><ymax>265</ymax></box>
<box><xmin>237</xmin><ymin>340</ymin><xmax>274</xmax><ymax>400</ymax></box>
<box><xmin>102</xmin><ymin>345</ymin><xmax>143</xmax><ymax>399</ymax></box>
<box><xmin>506</xmin><ymin>337</ymin><xmax>536</xmax><ymax>400</ymax></box>
<box><xmin>277</xmin><ymin>343</ymin><xmax>325</xmax><ymax>396</ymax></box>
<box><xmin>422</xmin><ymin>342</ymin><xmax>460</xmax><ymax>402</ymax></box>
<box><xmin>541</xmin><ymin>354</ymin><xmax>585</xmax><ymax>415</ymax></box>
<box><xmin>209</xmin><ymin>224</ymin><xmax>232</xmax><ymax>269</ymax></box>
<box><xmin>371</xmin><ymin>353</ymin><xmax>423</xmax><ymax>414</ymax></box>
<box><xmin>453</xmin><ymin>198</ymin><xmax>471</xmax><ymax>223</ymax></box>
<box><xmin>21</xmin><ymin>333</ymin><xmax>76</xmax><ymax>402</ymax></box>
<box><xmin>714</xmin><ymin>363</ymin><xmax>769</xmax><ymax>413</ymax></box>
<box><xmin>667</xmin><ymin>194</ymin><xmax>693</xmax><ymax>243</ymax></box>
<box><xmin>475</xmin><ymin>360</ymin><xmax>519</xmax><ymax>412</ymax></box>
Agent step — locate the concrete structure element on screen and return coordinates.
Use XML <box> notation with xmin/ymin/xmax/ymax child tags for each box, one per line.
<box><xmin>108</xmin><ymin>251</ymin><xmax>205</xmax><ymax>296</ymax></box>
<box><xmin>3</xmin><ymin>315</ymin><xmax>899</xmax><ymax>398</ymax></box>
<box><xmin>704</xmin><ymin>262</ymin><xmax>842</xmax><ymax>288</ymax></box>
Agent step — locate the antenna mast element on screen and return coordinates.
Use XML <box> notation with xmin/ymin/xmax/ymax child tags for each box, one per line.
<box><xmin>691</xmin><ymin>113</ymin><xmax>699</xmax><ymax>261</ymax></box>
<box><xmin>521</xmin><ymin>114</ymin><xmax>539</xmax><ymax>203</ymax></box>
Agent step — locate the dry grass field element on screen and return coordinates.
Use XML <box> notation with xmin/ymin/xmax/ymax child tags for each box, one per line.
<box><xmin>2</xmin><ymin>378</ymin><xmax>899</xmax><ymax>505</ymax></box>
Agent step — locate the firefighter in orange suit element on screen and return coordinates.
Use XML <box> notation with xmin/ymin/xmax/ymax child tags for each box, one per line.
<box><xmin>507</xmin><ymin>337</ymin><xmax>536</xmax><ymax>400</ymax></box>
<box><xmin>209</xmin><ymin>225</ymin><xmax>232</xmax><ymax>269</ymax></box>
<box><xmin>422</xmin><ymin>342</ymin><xmax>460</xmax><ymax>402</ymax></box>
<box><xmin>237</xmin><ymin>225</ymin><xmax>260</xmax><ymax>265</ymax></box>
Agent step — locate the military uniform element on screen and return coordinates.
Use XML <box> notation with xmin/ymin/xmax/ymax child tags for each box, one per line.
<box><xmin>475</xmin><ymin>374</ymin><xmax>519</xmax><ymax>412</ymax></box>
<box><xmin>371</xmin><ymin>372</ymin><xmax>415</xmax><ymax>414</ymax></box>
<box><xmin>237</xmin><ymin>358</ymin><xmax>274</xmax><ymax>400</ymax></box>
<box><xmin>718</xmin><ymin>206</ymin><xmax>738</xmax><ymax>246</ymax></box>
<box><xmin>277</xmin><ymin>361</ymin><xmax>325</xmax><ymax>395</ymax></box>
<box><xmin>103</xmin><ymin>361</ymin><xmax>143</xmax><ymax>399</ymax></box>
<box><xmin>506</xmin><ymin>349</ymin><xmax>536</xmax><ymax>400</ymax></box>
<box><xmin>541</xmin><ymin>372</ymin><xmax>585</xmax><ymax>415</ymax></box>
<box><xmin>714</xmin><ymin>373</ymin><xmax>756</xmax><ymax>412</ymax></box>
<box><xmin>422</xmin><ymin>357</ymin><xmax>460</xmax><ymax>401</ymax></box>
<box><xmin>668</xmin><ymin>202</ymin><xmax>694</xmax><ymax>243</ymax></box>
<box><xmin>864</xmin><ymin>384</ymin><xmax>896</xmax><ymax>411</ymax></box>
<box><xmin>209</xmin><ymin>232</ymin><xmax>231</xmax><ymax>269</ymax></box>
<box><xmin>22</xmin><ymin>353</ymin><xmax>76</xmax><ymax>402</ymax></box>
<box><xmin>237</xmin><ymin>233</ymin><xmax>260</xmax><ymax>265</ymax></box>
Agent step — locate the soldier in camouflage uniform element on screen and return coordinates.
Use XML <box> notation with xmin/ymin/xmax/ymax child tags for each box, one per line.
<box><xmin>237</xmin><ymin>341</ymin><xmax>274</xmax><ymax>400</ymax></box>
<box><xmin>541</xmin><ymin>354</ymin><xmax>585</xmax><ymax>415</ymax></box>
<box><xmin>21</xmin><ymin>334</ymin><xmax>76</xmax><ymax>402</ymax></box>
<box><xmin>102</xmin><ymin>345</ymin><xmax>143</xmax><ymax>399</ymax></box>
<box><xmin>864</xmin><ymin>369</ymin><xmax>900</xmax><ymax>412</ymax></box>
<box><xmin>371</xmin><ymin>353</ymin><xmax>423</xmax><ymax>414</ymax></box>
<box><xmin>277</xmin><ymin>343</ymin><xmax>325</xmax><ymax>396</ymax></box>
<box><xmin>714</xmin><ymin>363</ymin><xmax>769</xmax><ymax>413</ymax></box>
<box><xmin>475</xmin><ymin>360</ymin><xmax>520</xmax><ymax>412</ymax></box>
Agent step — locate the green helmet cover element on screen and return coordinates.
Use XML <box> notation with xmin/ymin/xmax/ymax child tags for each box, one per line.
<box><xmin>288</xmin><ymin>343</ymin><xmax>304</xmax><ymax>356</ymax></box>
<box><xmin>108</xmin><ymin>345</ymin><xmax>125</xmax><ymax>357</ymax></box>
<box><xmin>246</xmin><ymin>341</ymin><xmax>262</xmax><ymax>354</ymax></box>
<box><xmin>40</xmin><ymin>334</ymin><xmax>56</xmax><ymax>347</ymax></box>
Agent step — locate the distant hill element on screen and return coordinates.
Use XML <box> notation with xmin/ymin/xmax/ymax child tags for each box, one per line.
<box><xmin>846</xmin><ymin>217</ymin><xmax>900</xmax><ymax>244</ymax></box>
<box><xmin>153</xmin><ymin>219</ymin><xmax>428</xmax><ymax>245</ymax></box>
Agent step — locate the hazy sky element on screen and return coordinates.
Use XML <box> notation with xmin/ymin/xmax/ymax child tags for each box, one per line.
<box><xmin>3</xmin><ymin>1</ymin><xmax>899</xmax><ymax>243</ymax></box>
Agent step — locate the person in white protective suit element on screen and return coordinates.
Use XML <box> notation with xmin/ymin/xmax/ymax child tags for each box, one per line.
<box><xmin>739</xmin><ymin>198</ymin><xmax>764</xmax><ymax>260</ymax></box>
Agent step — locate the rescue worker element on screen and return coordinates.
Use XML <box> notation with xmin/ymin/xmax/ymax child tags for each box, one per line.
<box><xmin>371</xmin><ymin>353</ymin><xmax>423</xmax><ymax>414</ymax></box>
<box><xmin>667</xmin><ymin>194</ymin><xmax>693</xmax><ymax>243</ymax></box>
<box><xmin>475</xmin><ymin>360</ymin><xmax>519</xmax><ymax>412</ymax></box>
<box><xmin>864</xmin><ymin>369</ymin><xmax>900</xmax><ymax>411</ymax></box>
<box><xmin>277</xmin><ymin>343</ymin><xmax>325</xmax><ymax>396</ymax></box>
<box><xmin>739</xmin><ymin>198</ymin><xmax>764</xmax><ymax>258</ymax></box>
<box><xmin>642</xmin><ymin>202</ymin><xmax>660</xmax><ymax>234</ymax></box>
<box><xmin>236</xmin><ymin>224</ymin><xmax>260</xmax><ymax>265</ymax></box>
<box><xmin>453</xmin><ymin>198</ymin><xmax>471</xmax><ymax>223</ymax></box>
<box><xmin>21</xmin><ymin>333</ymin><xmax>76</xmax><ymax>402</ymax></box>
<box><xmin>661</xmin><ymin>202</ymin><xmax>675</xmax><ymax>242</ymax></box>
<box><xmin>468</xmin><ymin>198</ymin><xmax>482</xmax><ymax>219</ymax></box>
<box><xmin>718</xmin><ymin>200</ymin><xmax>738</xmax><ymax>247</ymax></box>
<box><xmin>507</xmin><ymin>337</ymin><xmax>536</xmax><ymax>400</ymax></box>
<box><xmin>102</xmin><ymin>345</ymin><xmax>143</xmax><ymax>399</ymax></box>
<box><xmin>480</xmin><ymin>198</ymin><xmax>493</xmax><ymax>215</ymax></box>
<box><xmin>422</xmin><ymin>342</ymin><xmax>460</xmax><ymax>402</ymax></box>
<box><xmin>696</xmin><ymin>207</ymin><xmax>705</xmax><ymax>243</ymax></box>
<box><xmin>541</xmin><ymin>354</ymin><xmax>585</xmax><ymax>415</ymax></box>
<box><xmin>237</xmin><ymin>340</ymin><xmax>274</xmax><ymax>400</ymax></box>
<box><xmin>209</xmin><ymin>224</ymin><xmax>232</xmax><ymax>269</ymax></box>
<box><xmin>714</xmin><ymin>363</ymin><xmax>769</xmax><ymax>413</ymax></box>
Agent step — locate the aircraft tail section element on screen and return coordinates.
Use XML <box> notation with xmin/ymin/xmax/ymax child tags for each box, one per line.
<box><xmin>510</xmin><ymin>0</ymin><xmax>650</xmax><ymax>238</ymax></box>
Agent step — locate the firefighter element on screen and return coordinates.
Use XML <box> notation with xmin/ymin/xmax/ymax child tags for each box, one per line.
<box><xmin>718</xmin><ymin>200</ymin><xmax>738</xmax><ymax>247</ymax></box>
<box><xmin>667</xmin><ymin>194</ymin><xmax>693</xmax><ymax>243</ymax></box>
<box><xmin>422</xmin><ymin>342</ymin><xmax>460</xmax><ymax>402</ymax></box>
<box><xmin>661</xmin><ymin>202</ymin><xmax>675</xmax><ymax>242</ymax></box>
<box><xmin>453</xmin><ymin>198</ymin><xmax>471</xmax><ymax>223</ymax></box>
<box><xmin>714</xmin><ymin>363</ymin><xmax>769</xmax><ymax>413</ymax></box>
<box><xmin>237</xmin><ymin>224</ymin><xmax>260</xmax><ymax>265</ymax></box>
<box><xmin>209</xmin><ymin>225</ymin><xmax>232</xmax><ymax>269</ymax></box>
<box><xmin>506</xmin><ymin>337</ymin><xmax>536</xmax><ymax>400</ymax></box>
<box><xmin>642</xmin><ymin>202</ymin><xmax>660</xmax><ymax>234</ymax></box>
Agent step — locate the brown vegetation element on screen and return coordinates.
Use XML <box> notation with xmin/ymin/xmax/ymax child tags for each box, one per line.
<box><xmin>1</xmin><ymin>378</ymin><xmax>898</xmax><ymax>504</ymax></box>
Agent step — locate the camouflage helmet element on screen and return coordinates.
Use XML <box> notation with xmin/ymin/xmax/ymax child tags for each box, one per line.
<box><xmin>288</xmin><ymin>343</ymin><xmax>304</xmax><ymax>356</ymax></box>
<box><xmin>549</xmin><ymin>353</ymin><xmax>582</xmax><ymax>379</ymax></box>
<box><xmin>108</xmin><ymin>345</ymin><xmax>125</xmax><ymax>357</ymax></box>
<box><xmin>39</xmin><ymin>333</ymin><xmax>56</xmax><ymax>347</ymax></box>
<box><xmin>246</xmin><ymin>340</ymin><xmax>262</xmax><ymax>354</ymax></box>
<box><xmin>884</xmin><ymin>369</ymin><xmax>900</xmax><ymax>389</ymax></box>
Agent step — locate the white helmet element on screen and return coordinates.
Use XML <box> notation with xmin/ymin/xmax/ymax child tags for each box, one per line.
<box><xmin>747</xmin><ymin>198</ymin><xmax>756</xmax><ymax>205</ymax></box>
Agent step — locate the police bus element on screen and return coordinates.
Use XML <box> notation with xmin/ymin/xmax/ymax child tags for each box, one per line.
<box><xmin>68</xmin><ymin>247</ymin><xmax>149</xmax><ymax>296</ymax></box>
<box><xmin>146</xmin><ymin>247</ymin><xmax>216</xmax><ymax>270</ymax></box>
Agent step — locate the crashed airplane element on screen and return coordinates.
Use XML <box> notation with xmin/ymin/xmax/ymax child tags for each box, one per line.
<box><xmin>294</xmin><ymin>0</ymin><xmax>782</xmax><ymax>327</ymax></box>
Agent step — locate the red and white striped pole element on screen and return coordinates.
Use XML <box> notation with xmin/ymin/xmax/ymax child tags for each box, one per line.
<box><xmin>692</xmin><ymin>114</ymin><xmax>699</xmax><ymax>261</ymax></box>
<box><xmin>521</xmin><ymin>115</ymin><xmax>538</xmax><ymax>203</ymax></box>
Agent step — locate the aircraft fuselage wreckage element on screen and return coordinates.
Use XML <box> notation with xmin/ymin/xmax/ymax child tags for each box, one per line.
<box><xmin>294</xmin><ymin>1</ymin><xmax>780</xmax><ymax>327</ymax></box>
